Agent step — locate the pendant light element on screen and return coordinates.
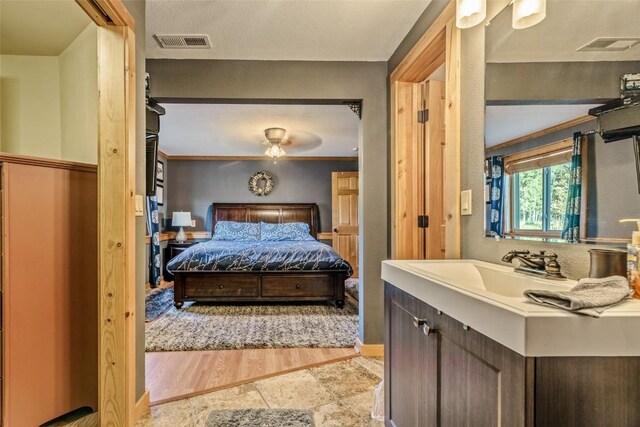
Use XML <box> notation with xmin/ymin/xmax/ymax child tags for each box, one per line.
<box><xmin>512</xmin><ymin>0</ymin><xmax>546</xmax><ymax>29</ymax></box>
<box><xmin>456</xmin><ymin>0</ymin><xmax>486</xmax><ymax>29</ymax></box>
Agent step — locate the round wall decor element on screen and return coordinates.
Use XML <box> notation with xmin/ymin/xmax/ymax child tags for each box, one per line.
<box><xmin>248</xmin><ymin>171</ymin><xmax>274</xmax><ymax>196</ymax></box>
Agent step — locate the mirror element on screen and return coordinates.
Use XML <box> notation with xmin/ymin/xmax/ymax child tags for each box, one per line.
<box><xmin>484</xmin><ymin>0</ymin><xmax>640</xmax><ymax>245</ymax></box>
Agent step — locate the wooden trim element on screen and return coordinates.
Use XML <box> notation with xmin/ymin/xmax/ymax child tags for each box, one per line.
<box><xmin>0</xmin><ymin>153</ymin><xmax>97</xmax><ymax>173</ymax></box>
<box><xmin>160</xmin><ymin>154</ymin><xmax>358</xmax><ymax>162</ymax></box>
<box><xmin>355</xmin><ymin>337</ymin><xmax>385</xmax><ymax>357</ymax></box>
<box><xmin>390</xmin><ymin>0</ymin><xmax>454</xmax><ymax>82</ymax></box>
<box><xmin>443</xmin><ymin>18</ymin><xmax>461</xmax><ymax>259</ymax></box>
<box><xmin>145</xmin><ymin>233</ymin><xmax>172</xmax><ymax>244</ymax></box>
<box><xmin>134</xmin><ymin>390</ymin><xmax>150</xmax><ymax>423</ymax></box>
<box><xmin>158</xmin><ymin>149</ymin><xmax>169</xmax><ymax>160</ymax></box>
<box><xmin>76</xmin><ymin>0</ymin><xmax>135</xmax><ymax>29</ymax></box>
<box><xmin>580</xmin><ymin>237</ymin><xmax>631</xmax><ymax>244</ymax></box>
<box><xmin>318</xmin><ymin>232</ymin><xmax>333</xmax><ymax>240</ymax></box>
<box><xmin>486</xmin><ymin>115</ymin><xmax>595</xmax><ymax>154</ymax></box>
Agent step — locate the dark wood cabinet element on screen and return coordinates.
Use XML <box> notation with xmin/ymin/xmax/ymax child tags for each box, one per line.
<box><xmin>385</xmin><ymin>282</ymin><xmax>640</xmax><ymax>427</ymax></box>
<box><xmin>163</xmin><ymin>240</ymin><xmax>198</xmax><ymax>281</ymax></box>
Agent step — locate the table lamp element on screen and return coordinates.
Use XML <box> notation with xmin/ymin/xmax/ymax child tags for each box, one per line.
<box><xmin>172</xmin><ymin>211</ymin><xmax>192</xmax><ymax>243</ymax></box>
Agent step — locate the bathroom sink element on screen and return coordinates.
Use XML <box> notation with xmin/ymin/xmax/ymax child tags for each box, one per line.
<box><xmin>407</xmin><ymin>261</ymin><xmax>572</xmax><ymax>298</ymax></box>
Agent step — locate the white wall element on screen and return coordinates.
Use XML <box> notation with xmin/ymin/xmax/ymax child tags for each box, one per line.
<box><xmin>59</xmin><ymin>24</ymin><xmax>98</xmax><ymax>164</ymax></box>
<box><xmin>0</xmin><ymin>55</ymin><xmax>62</xmax><ymax>158</ymax></box>
<box><xmin>0</xmin><ymin>23</ymin><xmax>97</xmax><ymax>164</ymax></box>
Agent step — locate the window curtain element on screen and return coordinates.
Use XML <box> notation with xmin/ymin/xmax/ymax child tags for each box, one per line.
<box><xmin>561</xmin><ymin>132</ymin><xmax>583</xmax><ymax>243</ymax></box>
<box><xmin>488</xmin><ymin>155</ymin><xmax>504</xmax><ymax>237</ymax></box>
<box><xmin>146</xmin><ymin>196</ymin><xmax>161</xmax><ymax>288</ymax></box>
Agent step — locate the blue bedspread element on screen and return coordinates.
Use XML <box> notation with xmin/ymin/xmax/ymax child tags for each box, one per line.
<box><xmin>167</xmin><ymin>240</ymin><xmax>353</xmax><ymax>276</ymax></box>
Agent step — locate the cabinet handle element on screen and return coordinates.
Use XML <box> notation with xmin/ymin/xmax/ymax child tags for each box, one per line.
<box><xmin>218</xmin><ymin>284</ymin><xmax>224</xmax><ymax>289</ymax></box>
<box><xmin>295</xmin><ymin>284</ymin><xmax>301</xmax><ymax>289</ymax></box>
<box><xmin>413</xmin><ymin>316</ymin><xmax>435</xmax><ymax>336</ymax></box>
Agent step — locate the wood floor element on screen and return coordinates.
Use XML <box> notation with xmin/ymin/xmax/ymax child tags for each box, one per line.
<box><xmin>146</xmin><ymin>347</ymin><xmax>358</xmax><ymax>405</ymax></box>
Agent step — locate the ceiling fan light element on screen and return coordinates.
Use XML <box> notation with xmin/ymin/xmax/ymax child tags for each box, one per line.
<box><xmin>512</xmin><ymin>0</ymin><xmax>546</xmax><ymax>29</ymax></box>
<box><xmin>265</xmin><ymin>144</ymin><xmax>286</xmax><ymax>158</ymax></box>
<box><xmin>456</xmin><ymin>0</ymin><xmax>486</xmax><ymax>29</ymax></box>
<box><xmin>264</xmin><ymin>127</ymin><xmax>286</xmax><ymax>142</ymax></box>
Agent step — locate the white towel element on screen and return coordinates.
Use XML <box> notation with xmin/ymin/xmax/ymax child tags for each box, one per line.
<box><xmin>523</xmin><ymin>276</ymin><xmax>632</xmax><ymax>317</ymax></box>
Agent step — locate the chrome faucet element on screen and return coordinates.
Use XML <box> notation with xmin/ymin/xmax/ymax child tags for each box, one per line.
<box><xmin>502</xmin><ymin>250</ymin><xmax>566</xmax><ymax>280</ymax></box>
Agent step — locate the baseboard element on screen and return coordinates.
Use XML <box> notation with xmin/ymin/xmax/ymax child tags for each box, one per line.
<box><xmin>134</xmin><ymin>390</ymin><xmax>150</xmax><ymax>423</ymax></box>
<box><xmin>355</xmin><ymin>337</ymin><xmax>384</xmax><ymax>357</ymax></box>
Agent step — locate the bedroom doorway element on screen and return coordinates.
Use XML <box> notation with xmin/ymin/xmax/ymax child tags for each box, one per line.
<box><xmin>143</xmin><ymin>100</ymin><xmax>363</xmax><ymax>405</ymax></box>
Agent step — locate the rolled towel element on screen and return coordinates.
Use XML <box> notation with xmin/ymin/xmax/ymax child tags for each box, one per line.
<box><xmin>523</xmin><ymin>276</ymin><xmax>632</xmax><ymax>317</ymax></box>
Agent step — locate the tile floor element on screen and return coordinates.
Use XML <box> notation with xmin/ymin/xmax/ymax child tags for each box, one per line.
<box><xmin>137</xmin><ymin>356</ymin><xmax>384</xmax><ymax>427</ymax></box>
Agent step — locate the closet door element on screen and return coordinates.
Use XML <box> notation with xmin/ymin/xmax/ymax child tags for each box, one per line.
<box><xmin>2</xmin><ymin>160</ymin><xmax>98</xmax><ymax>426</ymax></box>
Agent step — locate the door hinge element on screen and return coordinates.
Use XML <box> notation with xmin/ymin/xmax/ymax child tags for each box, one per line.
<box><xmin>418</xmin><ymin>215</ymin><xmax>429</xmax><ymax>228</ymax></box>
<box><xmin>417</xmin><ymin>109</ymin><xmax>429</xmax><ymax>124</ymax></box>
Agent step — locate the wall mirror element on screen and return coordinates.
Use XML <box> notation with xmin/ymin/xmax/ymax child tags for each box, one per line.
<box><xmin>483</xmin><ymin>0</ymin><xmax>640</xmax><ymax>245</ymax></box>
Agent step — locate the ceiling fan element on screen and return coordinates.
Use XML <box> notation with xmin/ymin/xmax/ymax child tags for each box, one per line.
<box><xmin>261</xmin><ymin>127</ymin><xmax>289</xmax><ymax>161</ymax></box>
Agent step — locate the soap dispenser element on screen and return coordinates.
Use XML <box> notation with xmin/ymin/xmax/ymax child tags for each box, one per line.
<box><xmin>620</xmin><ymin>219</ymin><xmax>640</xmax><ymax>298</ymax></box>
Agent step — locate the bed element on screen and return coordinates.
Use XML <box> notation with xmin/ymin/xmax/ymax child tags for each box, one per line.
<box><xmin>168</xmin><ymin>203</ymin><xmax>352</xmax><ymax>308</ymax></box>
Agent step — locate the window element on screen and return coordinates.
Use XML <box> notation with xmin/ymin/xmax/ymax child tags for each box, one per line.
<box><xmin>503</xmin><ymin>139</ymin><xmax>575</xmax><ymax>238</ymax></box>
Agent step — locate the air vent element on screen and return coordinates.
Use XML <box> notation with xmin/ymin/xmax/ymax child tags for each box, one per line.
<box><xmin>154</xmin><ymin>34</ymin><xmax>211</xmax><ymax>49</ymax></box>
<box><xmin>578</xmin><ymin>37</ymin><xmax>640</xmax><ymax>52</ymax></box>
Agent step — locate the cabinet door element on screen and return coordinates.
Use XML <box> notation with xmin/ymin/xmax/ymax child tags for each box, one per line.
<box><xmin>385</xmin><ymin>284</ymin><xmax>438</xmax><ymax>427</ymax></box>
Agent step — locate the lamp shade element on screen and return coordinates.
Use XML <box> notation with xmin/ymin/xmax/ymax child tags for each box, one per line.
<box><xmin>512</xmin><ymin>0</ymin><xmax>546</xmax><ymax>29</ymax></box>
<box><xmin>456</xmin><ymin>0</ymin><xmax>486</xmax><ymax>29</ymax></box>
<box><xmin>172</xmin><ymin>211</ymin><xmax>192</xmax><ymax>227</ymax></box>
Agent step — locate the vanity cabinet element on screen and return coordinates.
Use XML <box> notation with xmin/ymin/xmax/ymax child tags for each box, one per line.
<box><xmin>384</xmin><ymin>282</ymin><xmax>640</xmax><ymax>427</ymax></box>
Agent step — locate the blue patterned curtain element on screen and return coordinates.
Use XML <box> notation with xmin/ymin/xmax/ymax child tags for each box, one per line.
<box><xmin>146</xmin><ymin>196</ymin><xmax>161</xmax><ymax>287</ymax></box>
<box><xmin>488</xmin><ymin>156</ymin><xmax>504</xmax><ymax>237</ymax></box>
<box><xmin>562</xmin><ymin>132</ymin><xmax>583</xmax><ymax>243</ymax></box>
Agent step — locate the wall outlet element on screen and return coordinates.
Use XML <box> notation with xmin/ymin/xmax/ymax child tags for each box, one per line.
<box><xmin>135</xmin><ymin>195</ymin><xmax>144</xmax><ymax>217</ymax></box>
<box><xmin>461</xmin><ymin>190</ymin><xmax>472</xmax><ymax>215</ymax></box>
<box><xmin>191</xmin><ymin>219</ymin><xmax>196</xmax><ymax>227</ymax></box>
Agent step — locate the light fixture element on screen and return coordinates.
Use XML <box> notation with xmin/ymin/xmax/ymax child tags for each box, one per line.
<box><xmin>172</xmin><ymin>211</ymin><xmax>192</xmax><ymax>243</ymax></box>
<box><xmin>456</xmin><ymin>0</ymin><xmax>486</xmax><ymax>29</ymax></box>
<box><xmin>512</xmin><ymin>0</ymin><xmax>546</xmax><ymax>29</ymax></box>
<box><xmin>263</xmin><ymin>127</ymin><xmax>287</xmax><ymax>162</ymax></box>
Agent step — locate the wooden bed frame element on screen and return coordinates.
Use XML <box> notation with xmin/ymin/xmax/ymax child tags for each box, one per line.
<box><xmin>172</xmin><ymin>203</ymin><xmax>349</xmax><ymax>308</ymax></box>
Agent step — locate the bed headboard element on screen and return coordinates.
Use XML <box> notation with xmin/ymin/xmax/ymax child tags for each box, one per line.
<box><xmin>212</xmin><ymin>203</ymin><xmax>319</xmax><ymax>239</ymax></box>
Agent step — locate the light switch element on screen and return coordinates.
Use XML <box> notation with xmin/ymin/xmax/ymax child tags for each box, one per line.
<box><xmin>135</xmin><ymin>195</ymin><xmax>144</xmax><ymax>217</ymax></box>
<box><xmin>191</xmin><ymin>219</ymin><xmax>196</xmax><ymax>227</ymax></box>
<box><xmin>461</xmin><ymin>190</ymin><xmax>472</xmax><ymax>215</ymax></box>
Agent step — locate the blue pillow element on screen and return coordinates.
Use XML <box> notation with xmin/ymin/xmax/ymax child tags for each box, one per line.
<box><xmin>211</xmin><ymin>221</ymin><xmax>260</xmax><ymax>241</ymax></box>
<box><xmin>260</xmin><ymin>222</ymin><xmax>315</xmax><ymax>241</ymax></box>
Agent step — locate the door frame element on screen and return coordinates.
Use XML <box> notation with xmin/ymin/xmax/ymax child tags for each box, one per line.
<box><xmin>390</xmin><ymin>0</ymin><xmax>461</xmax><ymax>259</ymax></box>
<box><xmin>75</xmin><ymin>0</ymin><xmax>137</xmax><ymax>425</ymax></box>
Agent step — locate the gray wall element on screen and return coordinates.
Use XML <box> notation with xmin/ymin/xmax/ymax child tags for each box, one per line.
<box><xmin>486</xmin><ymin>61</ymin><xmax>640</xmax><ymax>103</ymax></box>
<box><xmin>123</xmin><ymin>0</ymin><xmax>147</xmax><ymax>401</ymax></box>
<box><xmin>459</xmin><ymin>25</ymin><xmax>628</xmax><ymax>279</ymax></box>
<box><xmin>166</xmin><ymin>160</ymin><xmax>358</xmax><ymax>233</ymax></box>
<box><xmin>147</xmin><ymin>59</ymin><xmax>388</xmax><ymax>344</ymax></box>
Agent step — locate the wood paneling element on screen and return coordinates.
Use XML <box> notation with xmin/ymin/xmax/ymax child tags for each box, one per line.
<box><xmin>2</xmin><ymin>161</ymin><xmax>98</xmax><ymax>426</ymax></box>
<box><xmin>145</xmin><ymin>348</ymin><xmax>357</xmax><ymax>405</ymax></box>
<box><xmin>332</xmin><ymin>172</ymin><xmax>359</xmax><ymax>277</ymax></box>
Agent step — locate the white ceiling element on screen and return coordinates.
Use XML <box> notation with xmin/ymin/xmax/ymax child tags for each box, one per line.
<box><xmin>0</xmin><ymin>0</ymin><xmax>91</xmax><ymax>56</ymax></box>
<box><xmin>485</xmin><ymin>104</ymin><xmax>600</xmax><ymax>147</ymax></box>
<box><xmin>146</xmin><ymin>0</ymin><xmax>431</xmax><ymax>61</ymax></box>
<box><xmin>158</xmin><ymin>103</ymin><xmax>360</xmax><ymax>156</ymax></box>
<box><xmin>486</xmin><ymin>0</ymin><xmax>640</xmax><ymax>63</ymax></box>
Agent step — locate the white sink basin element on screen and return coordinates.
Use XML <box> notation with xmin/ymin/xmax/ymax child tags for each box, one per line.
<box><xmin>382</xmin><ymin>259</ymin><xmax>640</xmax><ymax>357</ymax></box>
<box><xmin>407</xmin><ymin>261</ymin><xmax>572</xmax><ymax>298</ymax></box>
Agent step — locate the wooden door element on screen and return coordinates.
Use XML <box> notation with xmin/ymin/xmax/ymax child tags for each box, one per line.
<box><xmin>393</xmin><ymin>80</ymin><xmax>445</xmax><ymax>259</ymax></box>
<box><xmin>331</xmin><ymin>172</ymin><xmax>359</xmax><ymax>277</ymax></box>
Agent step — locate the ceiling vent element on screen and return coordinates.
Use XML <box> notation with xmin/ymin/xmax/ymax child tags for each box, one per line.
<box><xmin>154</xmin><ymin>34</ymin><xmax>211</xmax><ymax>49</ymax></box>
<box><xmin>578</xmin><ymin>37</ymin><xmax>640</xmax><ymax>52</ymax></box>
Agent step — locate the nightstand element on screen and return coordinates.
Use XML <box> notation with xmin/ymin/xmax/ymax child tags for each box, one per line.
<box><xmin>163</xmin><ymin>240</ymin><xmax>198</xmax><ymax>281</ymax></box>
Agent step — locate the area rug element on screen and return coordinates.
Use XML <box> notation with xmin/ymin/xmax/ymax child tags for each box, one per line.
<box><xmin>145</xmin><ymin>297</ymin><xmax>358</xmax><ymax>352</ymax></box>
<box><xmin>145</xmin><ymin>287</ymin><xmax>174</xmax><ymax>322</ymax></box>
<box><xmin>205</xmin><ymin>409</ymin><xmax>314</xmax><ymax>427</ymax></box>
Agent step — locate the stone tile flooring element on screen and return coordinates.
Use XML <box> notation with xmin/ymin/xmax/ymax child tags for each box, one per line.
<box><xmin>137</xmin><ymin>356</ymin><xmax>384</xmax><ymax>427</ymax></box>
<box><xmin>53</xmin><ymin>356</ymin><xmax>384</xmax><ymax>427</ymax></box>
